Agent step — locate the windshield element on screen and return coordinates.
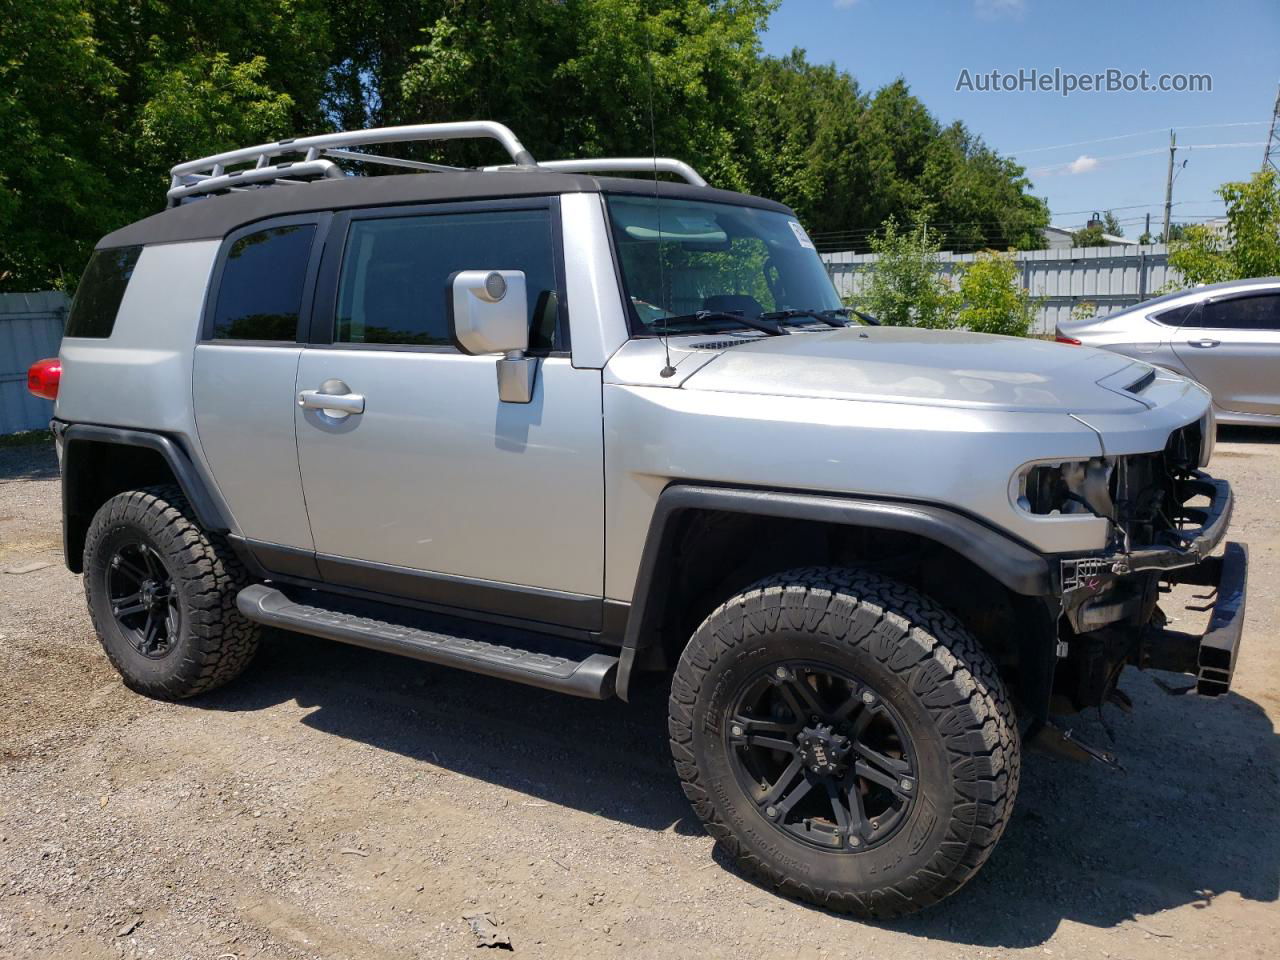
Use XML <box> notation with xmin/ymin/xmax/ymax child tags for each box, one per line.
<box><xmin>605</xmin><ymin>195</ymin><xmax>843</xmax><ymax>334</ymax></box>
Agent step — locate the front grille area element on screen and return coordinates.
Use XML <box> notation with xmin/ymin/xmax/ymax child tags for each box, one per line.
<box><xmin>1112</xmin><ymin>419</ymin><xmax>1209</xmax><ymax>550</ymax></box>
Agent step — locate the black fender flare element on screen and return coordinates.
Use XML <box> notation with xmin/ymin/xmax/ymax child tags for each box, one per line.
<box><xmin>56</xmin><ymin>422</ymin><xmax>233</xmax><ymax>570</ymax></box>
<box><xmin>615</xmin><ymin>484</ymin><xmax>1054</xmax><ymax>698</ymax></box>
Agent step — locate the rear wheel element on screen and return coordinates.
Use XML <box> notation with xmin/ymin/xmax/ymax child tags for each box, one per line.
<box><xmin>668</xmin><ymin>567</ymin><xmax>1019</xmax><ymax>918</ymax></box>
<box><xmin>83</xmin><ymin>485</ymin><xmax>259</xmax><ymax>699</ymax></box>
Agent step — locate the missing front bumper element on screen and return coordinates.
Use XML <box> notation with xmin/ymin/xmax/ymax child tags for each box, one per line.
<box><xmin>1139</xmin><ymin>541</ymin><xmax>1248</xmax><ymax>696</ymax></box>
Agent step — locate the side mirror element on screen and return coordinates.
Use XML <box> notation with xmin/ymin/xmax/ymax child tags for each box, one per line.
<box><xmin>448</xmin><ymin>270</ymin><xmax>536</xmax><ymax>403</ymax></box>
<box><xmin>449</xmin><ymin>270</ymin><xmax>528</xmax><ymax>355</ymax></box>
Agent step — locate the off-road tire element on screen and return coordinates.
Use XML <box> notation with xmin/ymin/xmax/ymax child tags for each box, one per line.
<box><xmin>669</xmin><ymin>567</ymin><xmax>1019</xmax><ymax>918</ymax></box>
<box><xmin>83</xmin><ymin>485</ymin><xmax>259</xmax><ymax>699</ymax></box>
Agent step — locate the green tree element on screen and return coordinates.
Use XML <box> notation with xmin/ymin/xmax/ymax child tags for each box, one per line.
<box><xmin>1071</xmin><ymin>224</ymin><xmax>1106</xmax><ymax>247</ymax></box>
<box><xmin>955</xmin><ymin>251</ymin><xmax>1037</xmax><ymax>337</ymax></box>
<box><xmin>0</xmin><ymin>0</ymin><xmax>121</xmax><ymax>288</ymax></box>
<box><xmin>744</xmin><ymin>60</ymin><xmax>1049</xmax><ymax>249</ymax></box>
<box><xmin>1169</xmin><ymin>171</ymin><xmax>1280</xmax><ymax>285</ymax></box>
<box><xmin>1071</xmin><ymin>211</ymin><xmax>1124</xmax><ymax>247</ymax></box>
<box><xmin>0</xmin><ymin>0</ymin><xmax>330</xmax><ymax>290</ymax></box>
<box><xmin>859</xmin><ymin>214</ymin><xmax>959</xmax><ymax>328</ymax></box>
<box><xmin>0</xmin><ymin>0</ymin><xmax>1054</xmax><ymax>293</ymax></box>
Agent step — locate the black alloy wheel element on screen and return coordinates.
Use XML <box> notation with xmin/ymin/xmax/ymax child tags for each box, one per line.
<box><xmin>726</xmin><ymin>661</ymin><xmax>917</xmax><ymax>852</ymax></box>
<box><xmin>106</xmin><ymin>539</ymin><xmax>180</xmax><ymax>659</ymax></box>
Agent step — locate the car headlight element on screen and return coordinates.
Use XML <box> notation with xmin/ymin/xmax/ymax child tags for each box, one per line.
<box><xmin>1012</xmin><ymin>458</ymin><xmax>1115</xmax><ymax>519</ymax></box>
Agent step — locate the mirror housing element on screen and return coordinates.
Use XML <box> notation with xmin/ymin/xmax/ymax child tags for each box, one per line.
<box><xmin>449</xmin><ymin>270</ymin><xmax>528</xmax><ymax>355</ymax></box>
<box><xmin>448</xmin><ymin>270</ymin><xmax>536</xmax><ymax>403</ymax></box>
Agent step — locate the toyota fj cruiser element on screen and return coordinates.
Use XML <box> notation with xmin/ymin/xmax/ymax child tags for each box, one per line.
<box><xmin>29</xmin><ymin>121</ymin><xmax>1247</xmax><ymax>918</ymax></box>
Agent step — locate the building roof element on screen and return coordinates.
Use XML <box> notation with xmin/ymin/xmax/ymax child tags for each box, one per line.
<box><xmin>98</xmin><ymin>172</ymin><xmax>794</xmax><ymax>249</ymax></box>
<box><xmin>1043</xmin><ymin>224</ymin><xmax>1135</xmax><ymax>246</ymax></box>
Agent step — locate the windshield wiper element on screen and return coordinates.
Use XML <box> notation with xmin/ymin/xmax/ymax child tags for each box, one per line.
<box><xmin>759</xmin><ymin>309</ymin><xmax>850</xmax><ymax>329</ymax></box>
<box><xmin>849</xmin><ymin>309</ymin><xmax>881</xmax><ymax>326</ymax></box>
<box><xmin>656</xmin><ymin>310</ymin><xmax>788</xmax><ymax>336</ymax></box>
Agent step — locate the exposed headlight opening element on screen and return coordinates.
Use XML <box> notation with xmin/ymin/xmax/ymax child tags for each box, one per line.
<box><xmin>1014</xmin><ymin>458</ymin><xmax>1116</xmax><ymax>519</ymax></box>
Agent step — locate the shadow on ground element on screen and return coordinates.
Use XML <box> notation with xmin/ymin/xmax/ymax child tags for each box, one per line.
<box><xmin>195</xmin><ymin>627</ymin><xmax>1280</xmax><ymax>947</ymax></box>
<box><xmin>0</xmin><ymin>441</ymin><xmax>58</xmax><ymax>481</ymax></box>
<box><xmin>1218</xmin><ymin>424</ymin><xmax>1280</xmax><ymax>444</ymax></box>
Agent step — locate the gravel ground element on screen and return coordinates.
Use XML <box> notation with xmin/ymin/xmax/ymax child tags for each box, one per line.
<box><xmin>1</xmin><ymin>431</ymin><xmax>1277</xmax><ymax>960</ymax></box>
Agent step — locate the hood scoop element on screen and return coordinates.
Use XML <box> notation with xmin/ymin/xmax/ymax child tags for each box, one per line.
<box><xmin>1125</xmin><ymin>368</ymin><xmax>1157</xmax><ymax>394</ymax></box>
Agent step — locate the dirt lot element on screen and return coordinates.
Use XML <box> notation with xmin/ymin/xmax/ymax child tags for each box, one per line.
<box><xmin>1</xmin><ymin>431</ymin><xmax>1277</xmax><ymax>960</ymax></box>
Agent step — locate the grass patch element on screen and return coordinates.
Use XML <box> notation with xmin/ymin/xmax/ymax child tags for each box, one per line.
<box><xmin>0</xmin><ymin>429</ymin><xmax>53</xmax><ymax>448</ymax></box>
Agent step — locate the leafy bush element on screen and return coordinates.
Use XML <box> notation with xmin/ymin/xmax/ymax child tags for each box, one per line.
<box><xmin>859</xmin><ymin>214</ymin><xmax>959</xmax><ymax>328</ymax></box>
<box><xmin>1071</xmin><ymin>301</ymin><xmax>1097</xmax><ymax>323</ymax></box>
<box><xmin>954</xmin><ymin>252</ymin><xmax>1038</xmax><ymax>337</ymax></box>
<box><xmin>860</xmin><ymin>217</ymin><xmax>1039</xmax><ymax>336</ymax></box>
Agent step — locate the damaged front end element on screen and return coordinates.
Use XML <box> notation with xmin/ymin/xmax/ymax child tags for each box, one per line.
<box><xmin>1020</xmin><ymin>418</ymin><xmax>1248</xmax><ymax>718</ymax></box>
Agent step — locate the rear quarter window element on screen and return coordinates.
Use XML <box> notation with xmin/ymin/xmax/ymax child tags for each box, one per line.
<box><xmin>1151</xmin><ymin>302</ymin><xmax>1196</xmax><ymax>326</ymax></box>
<box><xmin>64</xmin><ymin>246</ymin><xmax>143</xmax><ymax>337</ymax></box>
<box><xmin>210</xmin><ymin>224</ymin><xmax>316</xmax><ymax>341</ymax></box>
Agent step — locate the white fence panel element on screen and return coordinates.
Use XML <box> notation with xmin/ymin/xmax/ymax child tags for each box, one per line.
<box><xmin>822</xmin><ymin>244</ymin><xmax>1174</xmax><ymax>335</ymax></box>
<box><xmin>0</xmin><ymin>291</ymin><xmax>69</xmax><ymax>435</ymax></box>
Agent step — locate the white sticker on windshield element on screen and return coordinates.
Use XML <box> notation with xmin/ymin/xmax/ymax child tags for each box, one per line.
<box><xmin>788</xmin><ymin>220</ymin><xmax>815</xmax><ymax>249</ymax></box>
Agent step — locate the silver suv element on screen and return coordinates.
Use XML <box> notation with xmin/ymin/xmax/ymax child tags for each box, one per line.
<box><xmin>30</xmin><ymin>121</ymin><xmax>1248</xmax><ymax>919</ymax></box>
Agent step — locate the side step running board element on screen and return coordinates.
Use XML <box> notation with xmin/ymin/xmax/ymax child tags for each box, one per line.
<box><xmin>237</xmin><ymin>584</ymin><xmax>618</xmax><ymax>699</ymax></box>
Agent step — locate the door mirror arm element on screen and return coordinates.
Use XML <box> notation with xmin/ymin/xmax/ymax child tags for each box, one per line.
<box><xmin>497</xmin><ymin>349</ymin><xmax>537</xmax><ymax>404</ymax></box>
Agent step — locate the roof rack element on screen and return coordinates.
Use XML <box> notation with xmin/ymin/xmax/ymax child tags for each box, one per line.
<box><xmin>167</xmin><ymin>121</ymin><xmax>708</xmax><ymax>204</ymax></box>
<box><xmin>167</xmin><ymin>120</ymin><xmax>536</xmax><ymax>205</ymax></box>
<box><xmin>482</xmin><ymin>157</ymin><xmax>707</xmax><ymax>187</ymax></box>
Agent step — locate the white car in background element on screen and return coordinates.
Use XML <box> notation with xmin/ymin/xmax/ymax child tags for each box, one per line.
<box><xmin>1056</xmin><ymin>277</ymin><xmax>1280</xmax><ymax>425</ymax></box>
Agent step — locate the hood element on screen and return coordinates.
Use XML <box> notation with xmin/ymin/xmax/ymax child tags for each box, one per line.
<box><xmin>677</xmin><ymin>326</ymin><xmax>1154</xmax><ymax>414</ymax></box>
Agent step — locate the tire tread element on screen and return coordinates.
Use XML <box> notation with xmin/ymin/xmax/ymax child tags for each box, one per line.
<box><xmin>668</xmin><ymin>566</ymin><xmax>1020</xmax><ymax>919</ymax></box>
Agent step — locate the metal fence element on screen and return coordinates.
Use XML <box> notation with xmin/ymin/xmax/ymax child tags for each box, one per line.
<box><xmin>822</xmin><ymin>243</ymin><xmax>1174</xmax><ymax>335</ymax></box>
<box><xmin>0</xmin><ymin>291</ymin><xmax>68</xmax><ymax>435</ymax></box>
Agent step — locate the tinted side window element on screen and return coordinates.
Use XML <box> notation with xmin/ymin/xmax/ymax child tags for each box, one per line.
<box><xmin>1202</xmin><ymin>294</ymin><xmax>1280</xmax><ymax>331</ymax></box>
<box><xmin>1151</xmin><ymin>303</ymin><xmax>1196</xmax><ymax>327</ymax></box>
<box><xmin>335</xmin><ymin>209</ymin><xmax>558</xmax><ymax>348</ymax></box>
<box><xmin>211</xmin><ymin>224</ymin><xmax>316</xmax><ymax>341</ymax></box>
<box><xmin>64</xmin><ymin>246</ymin><xmax>142</xmax><ymax>338</ymax></box>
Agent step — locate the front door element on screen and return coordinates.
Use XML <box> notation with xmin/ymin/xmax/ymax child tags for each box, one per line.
<box><xmin>293</xmin><ymin>200</ymin><xmax>606</xmax><ymax>629</ymax></box>
<box><xmin>1172</xmin><ymin>289</ymin><xmax>1280</xmax><ymax>418</ymax></box>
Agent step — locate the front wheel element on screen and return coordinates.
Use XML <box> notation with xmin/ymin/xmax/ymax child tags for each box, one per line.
<box><xmin>668</xmin><ymin>567</ymin><xmax>1019</xmax><ymax>918</ymax></box>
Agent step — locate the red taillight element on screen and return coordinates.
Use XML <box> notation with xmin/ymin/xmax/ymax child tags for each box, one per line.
<box><xmin>27</xmin><ymin>357</ymin><xmax>61</xmax><ymax>400</ymax></box>
<box><xmin>1055</xmin><ymin>335</ymin><xmax>1082</xmax><ymax>346</ymax></box>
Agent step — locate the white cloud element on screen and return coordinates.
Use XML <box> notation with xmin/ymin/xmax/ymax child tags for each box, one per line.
<box><xmin>1030</xmin><ymin>154</ymin><xmax>1101</xmax><ymax>178</ymax></box>
<box><xmin>833</xmin><ymin>0</ymin><xmax>862</xmax><ymax>7</ymax></box>
<box><xmin>975</xmin><ymin>0</ymin><xmax>1026</xmax><ymax>19</ymax></box>
<box><xmin>1067</xmin><ymin>155</ymin><xmax>1099</xmax><ymax>174</ymax></box>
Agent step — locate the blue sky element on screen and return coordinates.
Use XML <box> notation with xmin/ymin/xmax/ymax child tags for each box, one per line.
<box><xmin>762</xmin><ymin>0</ymin><xmax>1280</xmax><ymax>235</ymax></box>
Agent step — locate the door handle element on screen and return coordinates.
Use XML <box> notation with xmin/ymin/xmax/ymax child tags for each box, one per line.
<box><xmin>1189</xmin><ymin>338</ymin><xmax>1220</xmax><ymax>349</ymax></box>
<box><xmin>298</xmin><ymin>380</ymin><xmax>365</xmax><ymax>419</ymax></box>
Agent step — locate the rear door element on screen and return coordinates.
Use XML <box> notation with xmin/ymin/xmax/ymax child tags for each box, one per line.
<box><xmin>192</xmin><ymin>215</ymin><xmax>328</xmax><ymax>570</ymax></box>
<box><xmin>1171</xmin><ymin>289</ymin><xmax>1280</xmax><ymax>417</ymax></box>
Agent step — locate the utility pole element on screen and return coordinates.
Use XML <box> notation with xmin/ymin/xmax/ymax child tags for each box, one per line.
<box><xmin>1144</xmin><ymin>212</ymin><xmax>1151</xmax><ymax>244</ymax></box>
<box><xmin>1162</xmin><ymin>129</ymin><xmax>1177</xmax><ymax>243</ymax></box>
<box><xmin>1264</xmin><ymin>80</ymin><xmax>1280</xmax><ymax>174</ymax></box>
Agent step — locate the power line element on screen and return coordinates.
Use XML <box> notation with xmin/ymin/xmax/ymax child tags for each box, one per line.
<box><xmin>1029</xmin><ymin>141</ymin><xmax>1265</xmax><ymax>176</ymax></box>
<box><xmin>1009</xmin><ymin>120</ymin><xmax>1271</xmax><ymax>156</ymax></box>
